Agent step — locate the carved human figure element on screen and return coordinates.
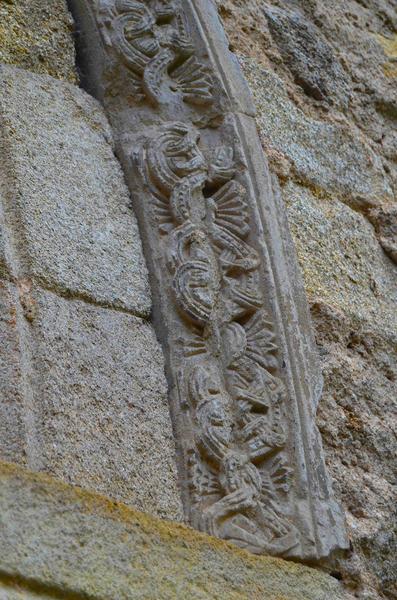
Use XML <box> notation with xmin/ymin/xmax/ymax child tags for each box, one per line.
<box><xmin>188</xmin><ymin>364</ymin><xmax>299</xmax><ymax>556</ymax></box>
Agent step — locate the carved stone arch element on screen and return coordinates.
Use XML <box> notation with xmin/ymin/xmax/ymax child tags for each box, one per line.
<box><xmin>69</xmin><ymin>0</ymin><xmax>348</xmax><ymax>562</ymax></box>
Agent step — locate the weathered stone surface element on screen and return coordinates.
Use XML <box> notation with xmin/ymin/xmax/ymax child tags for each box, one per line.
<box><xmin>0</xmin><ymin>65</ymin><xmax>151</xmax><ymax>317</ymax></box>
<box><xmin>368</xmin><ymin>205</ymin><xmax>397</xmax><ymax>265</ymax></box>
<box><xmin>313</xmin><ymin>304</ymin><xmax>397</xmax><ymax>600</ymax></box>
<box><xmin>69</xmin><ymin>0</ymin><xmax>347</xmax><ymax>561</ymax></box>
<box><xmin>263</xmin><ymin>5</ymin><xmax>350</xmax><ymax>106</ymax></box>
<box><xmin>283</xmin><ymin>181</ymin><xmax>397</xmax><ymax>335</ymax></box>
<box><xmin>241</xmin><ymin>59</ymin><xmax>392</xmax><ymax>207</ymax></box>
<box><xmin>283</xmin><ymin>183</ymin><xmax>397</xmax><ymax>598</ymax></box>
<box><xmin>0</xmin><ymin>0</ymin><xmax>77</xmax><ymax>83</ymax></box>
<box><xmin>217</xmin><ymin>3</ymin><xmax>397</xmax><ymax>596</ymax></box>
<box><xmin>30</xmin><ymin>285</ymin><xmax>182</xmax><ymax>520</ymax></box>
<box><xmin>0</xmin><ymin>280</ymin><xmax>26</xmax><ymax>466</ymax></box>
<box><xmin>0</xmin><ymin>586</ymin><xmax>46</xmax><ymax>600</ymax></box>
<box><xmin>246</xmin><ymin>67</ymin><xmax>397</xmax><ymax>600</ymax></box>
<box><xmin>0</xmin><ymin>281</ymin><xmax>182</xmax><ymax>522</ymax></box>
<box><xmin>0</xmin><ymin>461</ymin><xmax>355</xmax><ymax>600</ymax></box>
<box><xmin>217</xmin><ymin>1</ymin><xmax>397</xmax><ymax>184</ymax></box>
<box><xmin>0</xmin><ymin>65</ymin><xmax>182</xmax><ymax>521</ymax></box>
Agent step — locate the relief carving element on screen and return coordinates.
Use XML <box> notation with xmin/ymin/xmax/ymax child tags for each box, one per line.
<box><xmin>97</xmin><ymin>0</ymin><xmax>213</xmax><ymax>105</ymax></box>
<box><xmin>72</xmin><ymin>0</ymin><xmax>348</xmax><ymax>561</ymax></box>
<box><xmin>138</xmin><ymin>120</ymin><xmax>300</xmax><ymax>556</ymax></box>
<box><xmin>187</xmin><ymin>363</ymin><xmax>298</xmax><ymax>555</ymax></box>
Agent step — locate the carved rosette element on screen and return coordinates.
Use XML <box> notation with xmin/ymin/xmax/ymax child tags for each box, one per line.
<box><xmin>74</xmin><ymin>0</ymin><xmax>349</xmax><ymax>562</ymax></box>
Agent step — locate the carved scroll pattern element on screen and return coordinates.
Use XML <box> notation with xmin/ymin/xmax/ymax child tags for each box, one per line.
<box><xmin>141</xmin><ymin>121</ymin><xmax>299</xmax><ymax>555</ymax></box>
<box><xmin>97</xmin><ymin>0</ymin><xmax>300</xmax><ymax>556</ymax></box>
<box><xmin>97</xmin><ymin>0</ymin><xmax>213</xmax><ymax>105</ymax></box>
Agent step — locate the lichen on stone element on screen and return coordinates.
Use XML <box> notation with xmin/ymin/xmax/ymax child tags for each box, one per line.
<box><xmin>0</xmin><ymin>0</ymin><xmax>77</xmax><ymax>83</ymax></box>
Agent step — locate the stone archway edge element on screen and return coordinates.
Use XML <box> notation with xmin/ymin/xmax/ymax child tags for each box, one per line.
<box><xmin>67</xmin><ymin>0</ymin><xmax>348</xmax><ymax>560</ymax></box>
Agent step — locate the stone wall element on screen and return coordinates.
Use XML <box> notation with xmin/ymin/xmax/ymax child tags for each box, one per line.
<box><xmin>217</xmin><ymin>1</ymin><xmax>397</xmax><ymax>598</ymax></box>
<box><xmin>0</xmin><ymin>1</ymin><xmax>395</xmax><ymax>599</ymax></box>
<box><xmin>0</xmin><ymin>2</ymin><xmax>182</xmax><ymax>522</ymax></box>
<box><xmin>0</xmin><ymin>0</ymin><xmax>77</xmax><ymax>83</ymax></box>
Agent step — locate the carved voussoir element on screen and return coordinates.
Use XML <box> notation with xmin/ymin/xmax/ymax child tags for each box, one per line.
<box><xmin>70</xmin><ymin>0</ymin><xmax>348</xmax><ymax>561</ymax></box>
<box><xmin>97</xmin><ymin>0</ymin><xmax>213</xmax><ymax>105</ymax></box>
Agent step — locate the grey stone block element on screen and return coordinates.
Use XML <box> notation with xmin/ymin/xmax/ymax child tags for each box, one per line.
<box><xmin>0</xmin><ymin>64</ymin><xmax>182</xmax><ymax>521</ymax></box>
<box><xmin>2</xmin><ymin>283</ymin><xmax>183</xmax><ymax>521</ymax></box>
<box><xmin>283</xmin><ymin>181</ymin><xmax>397</xmax><ymax>335</ymax></box>
<box><xmin>0</xmin><ymin>281</ymin><xmax>26</xmax><ymax>465</ymax></box>
<box><xmin>0</xmin><ymin>65</ymin><xmax>151</xmax><ymax>317</ymax></box>
<box><xmin>241</xmin><ymin>58</ymin><xmax>393</xmax><ymax>207</ymax></box>
<box><xmin>0</xmin><ymin>0</ymin><xmax>77</xmax><ymax>83</ymax></box>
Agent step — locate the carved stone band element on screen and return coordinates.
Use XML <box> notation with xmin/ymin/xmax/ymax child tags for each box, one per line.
<box><xmin>68</xmin><ymin>0</ymin><xmax>348</xmax><ymax>561</ymax></box>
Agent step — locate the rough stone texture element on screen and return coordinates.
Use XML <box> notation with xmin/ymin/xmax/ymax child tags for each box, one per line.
<box><xmin>0</xmin><ymin>65</ymin><xmax>182</xmax><ymax>521</ymax></box>
<box><xmin>368</xmin><ymin>205</ymin><xmax>397</xmax><ymax>264</ymax></box>
<box><xmin>217</xmin><ymin>0</ymin><xmax>397</xmax><ymax>260</ymax></box>
<box><xmin>0</xmin><ymin>65</ymin><xmax>151</xmax><ymax>317</ymax></box>
<box><xmin>0</xmin><ymin>587</ymin><xmax>47</xmax><ymax>600</ymax></box>
<box><xmin>0</xmin><ymin>461</ymin><xmax>355</xmax><ymax>600</ymax></box>
<box><xmin>217</xmin><ymin>0</ymin><xmax>397</xmax><ymax>173</ymax></box>
<box><xmin>0</xmin><ymin>0</ymin><xmax>394</xmax><ymax>595</ymax></box>
<box><xmin>263</xmin><ymin>5</ymin><xmax>351</xmax><ymax>107</ymax></box>
<box><xmin>283</xmin><ymin>183</ymin><xmax>397</xmax><ymax>598</ymax></box>
<box><xmin>25</xmin><ymin>285</ymin><xmax>182</xmax><ymax>521</ymax></box>
<box><xmin>0</xmin><ymin>281</ymin><xmax>25</xmax><ymax>466</ymax></box>
<box><xmin>241</xmin><ymin>63</ymin><xmax>392</xmax><ymax>206</ymax></box>
<box><xmin>281</xmin><ymin>181</ymin><xmax>397</xmax><ymax>334</ymax></box>
<box><xmin>216</xmin><ymin>2</ymin><xmax>397</xmax><ymax>598</ymax></box>
<box><xmin>0</xmin><ymin>0</ymin><xmax>77</xmax><ymax>83</ymax></box>
<box><xmin>313</xmin><ymin>304</ymin><xmax>397</xmax><ymax>600</ymax></box>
